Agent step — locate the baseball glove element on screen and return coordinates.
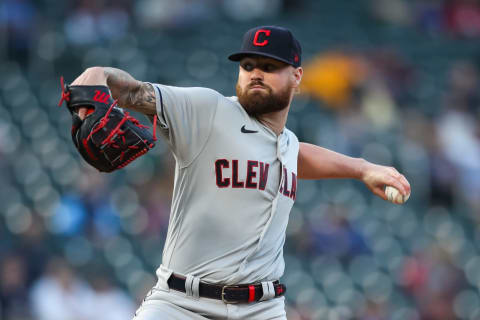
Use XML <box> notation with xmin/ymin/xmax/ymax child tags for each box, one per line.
<box><xmin>58</xmin><ymin>77</ymin><xmax>157</xmax><ymax>172</ymax></box>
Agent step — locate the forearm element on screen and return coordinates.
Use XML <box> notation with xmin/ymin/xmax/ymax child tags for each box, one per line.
<box><xmin>71</xmin><ymin>67</ymin><xmax>157</xmax><ymax>116</ymax></box>
<box><xmin>297</xmin><ymin>142</ymin><xmax>366</xmax><ymax>180</ymax></box>
<box><xmin>103</xmin><ymin>67</ymin><xmax>156</xmax><ymax>116</ymax></box>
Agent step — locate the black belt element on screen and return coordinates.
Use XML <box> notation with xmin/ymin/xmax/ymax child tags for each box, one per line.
<box><xmin>167</xmin><ymin>274</ymin><xmax>286</xmax><ymax>304</ymax></box>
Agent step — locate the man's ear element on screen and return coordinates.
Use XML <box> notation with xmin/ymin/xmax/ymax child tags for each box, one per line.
<box><xmin>292</xmin><ymin>67</ymin><xmax>303</xmax><ymax>87</ymax></box>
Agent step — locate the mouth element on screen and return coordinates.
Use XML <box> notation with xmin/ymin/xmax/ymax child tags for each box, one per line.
<box><xmin>249</xmin><ymin>84</ymin><xmax>267</xmax><ymax>90</ymax></box>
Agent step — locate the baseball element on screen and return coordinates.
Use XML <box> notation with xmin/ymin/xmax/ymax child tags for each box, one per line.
<box><xmin>385</xmin><ymin>186</ymin><xmax>410</xmax><ymax>204</ymax></box>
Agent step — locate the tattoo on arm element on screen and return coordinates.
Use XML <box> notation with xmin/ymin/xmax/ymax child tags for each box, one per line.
<box><xmin>125</xmin><ymin>82</ymin><xmax>156</xmax><ymax>116</ymax></box>
<box><xmin>103</xmin><ymin>67</ymin><xmax>156</xmax><ymax>116</ymax></box>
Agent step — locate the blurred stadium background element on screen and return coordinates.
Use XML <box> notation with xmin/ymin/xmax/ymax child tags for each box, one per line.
<box><xmin>1</xmin><ymin>0</ymin><xmax>480</xmax><ymax>319</ymax></box>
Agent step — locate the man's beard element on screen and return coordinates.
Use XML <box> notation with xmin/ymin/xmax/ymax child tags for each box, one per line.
<box><xmin>236</xmin><ymin>81</ymin><xmax>292</xmax><ymax>117</ymax></box>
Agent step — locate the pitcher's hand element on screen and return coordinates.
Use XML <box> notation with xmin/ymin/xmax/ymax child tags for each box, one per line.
<box><xmin>361</xmin><ymin>162</ymin><xmax>411</xmax><ymax>201</ymax></box>
<box><xmin>71</xmin><ymin>67</ymin><xmax>108</xmax><ymax>119</ymax></box>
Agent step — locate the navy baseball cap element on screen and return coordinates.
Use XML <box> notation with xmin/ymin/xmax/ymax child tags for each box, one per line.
<box><xmin>228</xmin><ymin>26</ymin><xmax>302</xmax><ymax>68</ymax></box>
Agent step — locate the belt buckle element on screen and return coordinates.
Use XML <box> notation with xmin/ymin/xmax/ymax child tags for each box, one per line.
<box><xmin>221</xmin><ymin>285</ymin><xmax>240</xmax><ymax>304</ymax></box>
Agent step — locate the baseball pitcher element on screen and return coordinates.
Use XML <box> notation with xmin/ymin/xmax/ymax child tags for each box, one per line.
<box><xmin>68</xmin><ymin>26</ymin><xmax>411</xmax><ymax>319</ymax></box>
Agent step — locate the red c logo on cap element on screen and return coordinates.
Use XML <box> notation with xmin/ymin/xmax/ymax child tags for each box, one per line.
<box><xmin>253</xmin><ymin>29</ymin><xmax>271</xmax><ymax>47</ymax></box>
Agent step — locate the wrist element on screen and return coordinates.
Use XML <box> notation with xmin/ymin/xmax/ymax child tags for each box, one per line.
<box><xmin>355</xmin><ymin>157</ymin><xmax>369</xmax><ymax>181</ymax></box>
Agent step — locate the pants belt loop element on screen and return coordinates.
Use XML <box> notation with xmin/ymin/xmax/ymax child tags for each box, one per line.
<box><xmin>259</xmin><ymin>281</ymin><xmax>275</xmax><ymax>301</ymax></box>
<box><xmin>185</xmin><ymin>274</ymin><xmax>200</xmax><ymax>300</ymax></box>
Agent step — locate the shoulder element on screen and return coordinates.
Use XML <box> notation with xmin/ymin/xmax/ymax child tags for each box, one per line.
<box><xmin>149</xmin><ymin>84</ymin><xmax>225</xmax><ymax>110</ymax></box>
<box><xmin>225</xmin><ymin>95</ymin><xmax>240</xmax><ymax>104</ymax></box>
<box><xmin>151</xmin><ymin>84</ymin><xmax>222</xmax><ymax>98</ymax></box>
<box><xmin>223</xmin><ymin>95</ymin><xmax>248</xmax><ymax>114</ymax></box>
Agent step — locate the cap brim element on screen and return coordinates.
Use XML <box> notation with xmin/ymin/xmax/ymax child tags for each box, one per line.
<box><xmin>228</xmin><ymin>51</ymin><xmax>295</xmax><ymax>67</ymax></box>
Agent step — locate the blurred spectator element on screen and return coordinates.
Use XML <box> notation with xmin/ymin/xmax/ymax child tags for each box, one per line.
<box><xmin>97</xmin><ymin>0</ymin><xmax>131</xmax><ymax>40</ymax></box>
<box><xmin>16</xmin><ymin>213</ymin><xmax>50</xmax><ymax>285</ymax></box>
<box><xmin>30</xmin><ymin>257</ymin><xmax>95</xmax><ymax>320</ymax></box>
<box><xmin>72</xmin><ymin>169</ymin><xmax>121</xmax><ymax>239</ymax></box>
<box><xmin>373</xmin><ymin>0</ymin><xmax>480</xmax><ymax>38</ymax></box>
<box><xmin>91</xmin><ymin>201</ymin><xmax>121</xmax><ymax>238</ymax></box>
<box><xmin>435</xmin><ymin>61</ymin><xmax>480</xmax><ymax>211</ymax></box>
<box><xmin>301</xmin><ymin>49</ymin><xmax>409</xmax><ymax>130</ymax></box>
<box><xmin>415</xmin><ymin>0</ymin><xmax>445</xmax><ymax>35</ymax></box>
<box><xmin>0</xmin><ymin>254</ymin><xmax>31</xmax><ymax>320</ymax></box>
<box><xmin>367</xmin><ymin>49</ymin><xmax>415</xmax><ymax>105</ymax></box>
<box><xmin>140</xmin><ymin>175</ymin><xmax>174</xmax><ymax>236</ymax></box>
<box><xmin>402</xmin><ymin>255</ymin><xmax>430</xmax><ymax>295</ymax></box>
<box><xmin>50</xmin><ymin>194</ymin><xmax>88</xmax><ymax>236</ymax></box>
<box><xmin>307</xmin><ymin>205</ymin><xmax>369</xmax><ymax>260</ymax></box>
<box><xmin>443</xmin><ymin>60</ymin><xmax>480</xmax><ymax>113</ymax></box>
<box><xmin>359</xmin><ymin>79</ymin><xmax>398</xmax><ymax>131</ymax></box>
<box><xmin>64</xmin><ymin>0</ymin><xmax>130</xmax><ymax>46</ymax></box>
<box><xmin>222</xmin><ymin>0</ymin><xmax>282</xmax><ymax>21</ymax></box>
<box><xmin>445</xmin><ymin>0</ymin><xmax>480</xmax><ymax>37</ymax></box>
<box><xmin>360</xmin><ymin>301</ymin><xmax>388</xmax><ymax>320</ymax></box>
<box><xmin>88</xmin><ymin>270</ymin><xmax>136</xmax><ymax>320</ymax></box>
<box><xmin>0</xmin><ymin>0</ymin><xmax>37</xmax><ymax>65</ymax></box>
<box><xmin>423</xmin><ymin>121</ymin><xmax>458</xmax><ymax>206</ymax></box>
<box><xmin>371</xmin><ymin>0</ymin><xmax>413</xmax><ymax>26</ymax></box>
<box><xmin>300</xmin><ymin>51</ymin><xmax>367</xmax><ymax>108</ymax></box>
<box><xmin>401</xmin><ymin>246</ymin><xmax>462</xmax><ymax>319</ymax></box>
<box><xmin>134</xmin><ymin>0</ymin><xmax>216</xmax><ymax>30</ymax></box>
<box><xmin>64</xmin><ymin>0</ymin><xmax>99</xmax><ymax>45</ymax></box>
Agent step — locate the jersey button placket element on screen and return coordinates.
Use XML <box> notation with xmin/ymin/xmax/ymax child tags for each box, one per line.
<box><xmin>276</xmin><ymin>136</ymin><xmax>285</xmax><ymax>196</ymax></box>
<box><xmin>264</xmin><ymin>138</ymin><xmax>283</xmax><ymax>235</ymax></box>
<box><xmin>276</xmin><ymin>135</ymin><xmax>283</xmax><ymax>163</ymax></box>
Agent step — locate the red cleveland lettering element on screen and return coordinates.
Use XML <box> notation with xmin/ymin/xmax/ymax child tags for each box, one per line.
<box><xmin>215</xmin><ymin>159</ymin><xmax>272</xmax><ymax>192</ymax></box>
<box><xmin>215</xmin><ymin>159</ymin><xmax>230</xmax><ymax>187</ymax></box>
<box><xmin>282</xmin><ymin>167</ymin><xmax>290</xmax><ymax>197</ymax></box>
<box><xmin>232</xmin><ymin>160</ymin><xmax>244</xmax><ymax>188</ymax></box>
<box><xmin>290</xmin><ymin>172</ymin><xmax>297</xmax><ymax>200</ymax></box>
<box><xmin>246</xmin><ymin>161</ymin><xmax>259</xmax><ymax>189</ymax></box>
<box><xmin>213</xmin><ymin>159</ymin><xmax>295</xmax><ymax>201</ymax></box>
<box><xmin>259</xmin><ymin>162</ymin><xmax>269</xmax><ymax>191</ymax></box>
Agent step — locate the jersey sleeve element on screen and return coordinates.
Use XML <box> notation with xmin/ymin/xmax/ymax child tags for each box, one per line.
<box><xmin>150</xmin><ymin>83</ymin><xmax>219</xmax><ymax>166</ymax></box>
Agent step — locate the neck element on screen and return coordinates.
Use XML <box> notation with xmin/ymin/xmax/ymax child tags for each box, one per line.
<box><xmin>256</xmin><ymin>104</ymin><xmax>290</xmax><ymax>136</ymax></box>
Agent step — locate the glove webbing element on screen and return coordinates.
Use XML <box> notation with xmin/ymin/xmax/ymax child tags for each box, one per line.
<box><xmin>86</xmin><ymin>100</ymin><xmax>158</xmax><ymax>166</ymax></box>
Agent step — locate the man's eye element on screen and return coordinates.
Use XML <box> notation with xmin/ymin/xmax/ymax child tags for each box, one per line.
<box><xmin>265</xmin><ymin>64</ymin><xmax>276</xmax><ymax>72</ymax></box>
<box><xmin>242</xmin><ymin>63</ymin><xmax>254</xmax><ymax>71</ymax></box>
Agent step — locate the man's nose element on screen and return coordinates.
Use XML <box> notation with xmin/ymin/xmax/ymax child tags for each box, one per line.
<box><xmin>250</xmin><ymin>68</ymin><xmax>264</xmax><ymax>81</ymax></box>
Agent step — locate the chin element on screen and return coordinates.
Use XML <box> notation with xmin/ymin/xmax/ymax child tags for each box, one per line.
<box><xmin>247</xmin><ymin>91</ymin><xmax>268</xmax><ymax>99</ymax></box>
<box><xmin>236</xmin><ymin>83</ymin><xmax>292</xmax><ymax>116</ymax></box>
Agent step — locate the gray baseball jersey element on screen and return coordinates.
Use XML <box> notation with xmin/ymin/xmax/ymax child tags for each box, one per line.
<box><xmin>151</xmin><ymin>83</ymin><xmax>299</xmax><ymax>285</ymax></box>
